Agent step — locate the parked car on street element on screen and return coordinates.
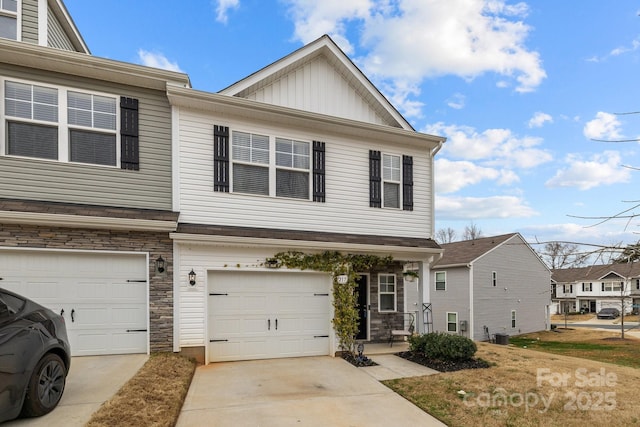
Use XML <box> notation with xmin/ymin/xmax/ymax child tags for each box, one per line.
<box><xmin>0</xmin><ymin>288</ymin><xmax>71</xmax><ymax>423</ymax></box>
<box><xmin>596</xmin><ymin>308</ymin><xmax>620</xmax><ymax>319</ymax></box>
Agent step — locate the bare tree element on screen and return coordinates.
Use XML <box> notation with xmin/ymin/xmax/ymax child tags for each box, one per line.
<box><xmin>539</xmin><ymin>242</ymin><xmax>589</xmax><ymax>269</ymax></box>
<box><xmin>462</xmin><ymin>222</ymin><xmax>483</xmax><ymax>240</ymax></box>
<box><xmin>435</xmin><ymin>227</ymin><xmax>457</xmax><ymax>244</ymax></box>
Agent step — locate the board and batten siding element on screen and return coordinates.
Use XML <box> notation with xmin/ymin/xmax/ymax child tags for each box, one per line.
<box><xmin>175</xmin><ymin>243</ymin><xmax>333</xmax><ymax>349</ymax></box>
<box><xmin>0</xmin><ymin>65</ymin><xmax>174</xmax><ymax>210</ymax></box>
<box><xmin>472</xmin><ymin>235</ymin><xmax>550</xmax><ymax>339</ymax></box>
<box><xmin>177</xmin><ymin>108</ymin><xmax>433</xmax><ymax>238</ymax></box>
<box><xmin>430</xmin><ymin>266</ymin><xmax>471</xmax><ymax>335</ymax></box>
<box><xmin>21</xmin><ymin>0</ymin><xmax>39</xmax><ymax>44</ymax></box>
<box><xmin>243</xmin><ymin>55</ymin><xmax>389</xmax><ymax>127</ymax></box>
<box><xmin>46</xmin><ymin>5</ymin><xmax>75</xmax><ymax>51</ymax></box>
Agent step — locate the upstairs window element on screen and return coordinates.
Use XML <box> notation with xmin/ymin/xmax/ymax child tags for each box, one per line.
<box><xmin>3</xmin><ymin>79</ymin><xmax>136</xmax><ymax>168</ymax></box>
<box><xmin>382</xmin><ymin>153</ymin><xmax>401</xmax><ymax>208</ymax></box>
<box><xmin>511</xmin><ymin>310</ymin><xmax>516</xmax><ymax>328</ymax></box>
<box><xmin>492</xmin><ymin>271</ymin><xmax>497</xmax><ymax>287</ymax></box>
<box><xmin>275</xmin><ymin>137</ymin><xmax>309</xmax><ymax>199</ymax></box>
<box><xmin>5</xmin><ymin>81</ymin><xmax>58</xmax><ymax>159</ymax></box>
<box><xmin>231</xmin><ymin>131</ymin><xmax>312</xmax><ymax>200</ymax></box>
<box><xmin>68</xmin><ymin>91</ymin><xmax>117</xmax><ymax>166</ymax></box>
<box><xmin>0</xmin><ymin>0</ymin><xmax>18</xmax><ymax>40</ymax></box>
<box><xmin>435</xmin><ymin>271</ymin><xmax>446</xmax><ymax>291</ymax></box>
<box><xmin>582</xmin><ymin>282</ymin><xmax>592</xmax><ymax>292</ymax></box>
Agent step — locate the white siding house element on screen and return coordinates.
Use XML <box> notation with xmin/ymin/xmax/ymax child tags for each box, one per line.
<box><xmin>169</xmin><ymin>35</ymin><xmax>445</xmax><ymax>363</ymax></box>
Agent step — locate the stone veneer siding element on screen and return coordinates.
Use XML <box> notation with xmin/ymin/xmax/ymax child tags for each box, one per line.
<box><xmin>0</xmin><ymin>224</ymin><xmax>174</xmax><ymax>352</ymax></box>
<box><xmin>368</xmin><ymin>263</ymin><xmax>407</xmax><ymax>342</ymax></box>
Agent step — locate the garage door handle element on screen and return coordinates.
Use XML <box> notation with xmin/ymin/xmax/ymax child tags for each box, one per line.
<box><xmin>60</xmin><ymin>309</ymin><xmax>64</xmax><ymax>316</ymax></box>
<box><xmin>275</xmin><ymin>319</ymin><xmax>278</xmax><ymax>330</ymax></box>
<box><xmin>71</xmin><ymin>309</ymin><xmax>75</xmax><ymax>323</ymax></box>
<box><xmin>314</xmin><ymin>335</ymin><xmax>329</xmax><ymax>338</ymax></box>
<box><xmin>268</xmin><ymin>319</ymin><xmax>271</xmax><ymax>330</ymax></box>
<box><xmin>126</xmin><ymin>329</ymin><xmax>148</xmax><ymax>332</ymax></box>
<box><xmin>127</xmin><ymin>280</ymin><xmax>146</xmax><ymax>283</ymax></box>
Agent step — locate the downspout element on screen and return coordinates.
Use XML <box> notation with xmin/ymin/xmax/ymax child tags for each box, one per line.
<box><xmin>468</xmin><ymin>263</ymin><xmax>474</xmax><ymax>340</ymax></box>
<box><xmin>429</xmin><ymin>140</ymin><xmax>445</xmax><ymax>237</ymax></box>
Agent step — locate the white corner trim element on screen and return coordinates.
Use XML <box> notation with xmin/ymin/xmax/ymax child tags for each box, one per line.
<box><xmin>0</xmin><ymin>211</ymin><xmax>177</xmax><ymax>231</ymax></box>
<box><xmin>38</xmin><ymin>0</ymin><xmax>47</xmax><ymax>46</ymax></box>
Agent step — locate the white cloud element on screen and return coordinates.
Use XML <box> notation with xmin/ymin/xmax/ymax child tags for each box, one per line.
<box><xmin>436</xmin><ymin>195</ymin><xmax>538</xmax><ymax>220</ymax></box>
<box><xmin>583</xmin><ymin>112</ymin><xmax>622</xmax><ymax>140</ymax></box>
<box><xmin>545</xmin><ymin>151</ymin><xmax>631</xmax><ymax>190</ymax></box>
<box><xmin>214</xmin><ymin>0</ymin><xmax>240</xmax><ymax>24</ymax></box>
<box><xmin>283</xmin><ymin>0</ymin><xmax>546</xmax><ymax>117</ymax></box>
<box><xmin>426</xmin><ymin>122</ymin><xmax>552</xmax><ymax>168</ymax></box>
<box><xmin>447</xmin><ymin>93</ymin><xmax>466</xmax><ymax>110</ymax></box>
<box><xmin>528</xmin><ymin>111</ymin><xmax>553</xmax><ymax>128</ymax></box>
<box><xmin>435</xmin><ymin>159</ymin><xmax>500</xmax><ymax>193</ymax></box>
<box><xmin>137</xmin><ymin>50</ymin><xmax>183</xmax><ymax>72</ymax></box>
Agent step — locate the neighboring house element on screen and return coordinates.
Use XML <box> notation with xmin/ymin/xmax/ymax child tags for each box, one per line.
<box><xmin>431</xmin><ymin>233</ymin><xmax>551</xmax><ymax>341</ymax></box>
<box><xmin>0</xmin><ymin>0</ymin><xmax>191</xmax><ymax>356</ymax></box>
<box><xmin>551</xmin><ymin>264</ymin><xmax>640</xmax><ymax>315</ymax></box>
<box><xmin>169</xmin><ymin>35</ymin><xmax>445</xmax><ymax>363</ymax></box>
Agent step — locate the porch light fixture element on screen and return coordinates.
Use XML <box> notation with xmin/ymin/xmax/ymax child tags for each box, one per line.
<box><xmin>155</xmin><ymin>256</ymin><xmax>166</xmax><ymax>274</ymax></box>
<box><xmin>188</xmin><ymin>269</ymin><xmax>197</xmax><ymax>286</ymax></box>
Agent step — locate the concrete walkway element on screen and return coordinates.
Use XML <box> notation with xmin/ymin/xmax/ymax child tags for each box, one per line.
<box><xmin>177</xmin><ymin>356</ymin><xmax>445</xmax><ymax>427</ymax></box>
<box><xmin>5</xmin><ymin>354</ymin><xmax>148</xmax><ymax>427</ymax></box>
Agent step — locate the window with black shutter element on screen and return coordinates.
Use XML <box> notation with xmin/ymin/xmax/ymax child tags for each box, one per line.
<box><xmin>402</xmin><ymin>155</ymin><xmax>413</xmax><ymax>211</ymax></box>
<box><xmin>213</xmin><ymin>125</ymin><xmax>229</xmax><ymax>192</ymax></box>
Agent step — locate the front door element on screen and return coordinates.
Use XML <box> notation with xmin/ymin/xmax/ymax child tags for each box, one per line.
<box><xmin>356</xmin><ymin>275</ymin><xmax>368</xmax><ymax>340</ymax></box>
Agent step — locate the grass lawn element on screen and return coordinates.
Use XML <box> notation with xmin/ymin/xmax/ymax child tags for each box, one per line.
<box><xmin>384</xmin><ymin>329</ymin><xmax>640</xmax><ymax>427</ymax></box>
<box><xmin>85</xmin><ymin>353</ymin><xmax>196</xmax><ymax>427</ymax></box>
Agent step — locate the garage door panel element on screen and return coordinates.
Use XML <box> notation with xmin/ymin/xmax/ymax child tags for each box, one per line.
<box><xmin>0</xmin><ymin>250</ymin><xmax>148</xmax><ymax>356</ymax></box>
<box><xmin>208</xmin><ymin>272</ymin><xmax>330</xmax><ymax>362</ymax></box>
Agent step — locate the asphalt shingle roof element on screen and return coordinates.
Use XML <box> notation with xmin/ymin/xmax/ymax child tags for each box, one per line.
<box><xmin>434</xmin><ymin>233</ymin><xmax>518</xmax><ymax>266</ymax></box>
<box><xmin>551</xmin><ymin>263</ymin><xmax>640</xmax><ymax>283</ymax></box>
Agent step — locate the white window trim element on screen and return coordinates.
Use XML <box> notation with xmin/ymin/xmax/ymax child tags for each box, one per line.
<box><xmin>381</xmin><ymin>152</ymin><xmax>401</xmax><ymax>209</ymax></box>
<box><xmin>1</xmin><ymin>77</ymin><xmax>120</xmax><ymax>167</ymax></box>
<box><xmin>230</xmin><ymin>129</ymin><xmax>312</xmax><ymax>200</ymax></box>
<box><xmin>377</xmin><ymin>273</ymin><xmax>397</xmax><ymax>313</ymax></box>
<box><xmin>511</xmin><ymin>310</ymin><xmax>516</xmax><ymax>328</ymax></box>
<box><xmin>446</xmin><ymin>312</ymin><xmax>458</xmax><ymax>333</ymax></box>
<box><xmin>0</xmin><ymin>0</ymin><xmax>20</xmax><ymax>42</ymax></box>
<box><xmin>435</xmin><ymin>271</ymin><xmax>446</xmax><ymax>291</ymax></box>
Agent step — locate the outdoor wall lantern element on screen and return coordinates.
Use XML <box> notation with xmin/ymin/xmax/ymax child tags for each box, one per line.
<box><xmin>188</xmin><ymin>269</ymin><xmax>197</xmax><ymax>286</ymax></box>
<box><xmin>156</xmin><ymin>256</ymin><xmax>166</xmax><ymax>274</ymax></box>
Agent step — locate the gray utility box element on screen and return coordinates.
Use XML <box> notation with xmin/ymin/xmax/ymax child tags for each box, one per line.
<box><xmin>495</xmin><ymin>333</ymin><xmax>509</xmax><ymax>345</ymax></box>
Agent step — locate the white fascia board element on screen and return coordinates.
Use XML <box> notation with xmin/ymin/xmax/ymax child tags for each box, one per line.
<box><xmin>0</xmin><ymin>39</ymin><xmax>191</xmax><ymax>90</ymax></box>
<box><xmin>170</xmin><ymin>232</ymin><xmax>442</xmax><ymax>261</ymax></box>
<box><xmin>167</xmin><ymin>86</ymin><xmax>444</xmax><ymax>149</ymax></box>
<box><xmin>0</xmin><ymin>211</ymin><xmax>177</xmax><ymax>232</ymax></box>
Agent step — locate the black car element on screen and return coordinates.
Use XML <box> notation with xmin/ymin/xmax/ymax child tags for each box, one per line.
<box><xmin>596</xmin><ymin>308</ymin><xmax>620</xmax><ymax>319</ymax></box>
<box><xmin>0</xmin><ymin>288</ymin><xmax>71</xmax><ymax>423</ymax></box>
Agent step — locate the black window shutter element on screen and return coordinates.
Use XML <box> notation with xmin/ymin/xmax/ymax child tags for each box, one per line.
<box><xmin>213</xmin><ymin>125</ymin><xmax>230</xmax><ymax>192</ymax></box>
<box><xmin>120</xmin><ymin>97</ymin><xmax>139</xmax><ymax>170</ymax></box>
<box><xmin>402</xmin><ymin>155</ymin><xmax>414</xmax><ymax>211</ymax></box>
<box><xmin>313</xmin><ymin>141</ymin><xmax>326</xmax><ymax>202</ymax></box>
<box><xmin>369</xmin><ymin>150</ymin><xmax>381</xmax><ymax>208</ymax></box>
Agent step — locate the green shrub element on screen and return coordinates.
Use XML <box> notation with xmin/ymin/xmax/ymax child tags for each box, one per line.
<box><xmin>408</xmin><ymin>332</ymin><xmax>477</xmax><ymax>361</ymax></box>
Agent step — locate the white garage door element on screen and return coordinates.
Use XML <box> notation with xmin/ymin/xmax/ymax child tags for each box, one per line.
<box><xmin>0</xmin><ymin>250</ymin><xmax>148</xmax><ymax>356</ymax></box>
<box><xmin>208</xmin><ymin>271</ymin><xmax>331</xmax><ymax>362</ymax></box>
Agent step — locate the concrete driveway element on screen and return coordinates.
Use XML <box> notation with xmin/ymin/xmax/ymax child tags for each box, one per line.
<box><xmin>177</xmin><ymin>356</ymin><xmax>445</xmax><ymax>427</ymax></box>
<box><xmin>5</xmin><ymin>354</ymin><xmax>147</xmax><ymax>427</ymax></box>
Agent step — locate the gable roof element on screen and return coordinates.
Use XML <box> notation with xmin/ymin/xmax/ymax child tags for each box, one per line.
<box><xmin>551</xmin><ymin>263</ymin><xmax>640</xmax><ymax>283</ymax></box>
<box><xmin>219</xmin><ymin>35</ymin><xmax>414</xmax><ymax>130</ymax></box>
<box><xmin>434</xmin><ymin>233</ymin><xmax>519</xmax><ymax>267</ymax></box>
<box><xmin>49</xmin><ymin>0</ymin><xmax>90</xmax><ymax>54</ymax></box>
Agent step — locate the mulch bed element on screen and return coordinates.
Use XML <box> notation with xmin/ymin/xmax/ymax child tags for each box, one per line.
<box><xmin>341</xmin><ymin>351</ymin><xmax>378</xmax><ymax>367</ymax></box>
<box><xmin>396</xmin><ymin>351</ymin><xmax>491</xmax><ymax>372</ymax></box>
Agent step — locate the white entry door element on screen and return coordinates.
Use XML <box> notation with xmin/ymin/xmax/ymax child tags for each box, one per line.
<box><xmin>0</xmin><ymin>249</ymin><xmax>148</xmax><ymax>356</ymax></box>
<box><xmin>208</xmin><ymin>271</ymin><xmax>331</xmax><ymax>362</ymax></box>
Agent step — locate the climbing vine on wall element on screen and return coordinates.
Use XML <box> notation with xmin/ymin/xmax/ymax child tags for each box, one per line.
<box><xmin>271</xmin><ymin>251</ymin><xmax>394</xmax><ymax>353</ymax></box>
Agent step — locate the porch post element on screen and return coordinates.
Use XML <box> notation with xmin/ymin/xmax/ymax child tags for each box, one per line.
<box><xmin>417</xmin><ymin>259</ymin><xmax>428</xmax><ymax>334</ymax></box>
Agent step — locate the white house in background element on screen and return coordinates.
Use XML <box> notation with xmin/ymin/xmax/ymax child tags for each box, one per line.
<box><xmin>169</xmin><ymin>35</ymin><xmax>445</xmax><ymax>363</ymax></box>
<box><xmin>431</xmin><ymin>233</ymin><xmax>551</xmax><ymax>341</ymax></box>
<box><xmin>551</xmin><ymin>264</ymin><xmax>640</xmax><ymax>315</ymax></box>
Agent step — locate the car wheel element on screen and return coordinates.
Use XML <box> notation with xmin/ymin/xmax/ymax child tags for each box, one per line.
<box><xmin>21</xmin><ymin>353</ymin><xmax>67</xmax><ymax>417</ymax></box>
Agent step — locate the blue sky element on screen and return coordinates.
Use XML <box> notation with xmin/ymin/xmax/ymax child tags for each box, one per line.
<box><xmin>65</xmin><ymin>0</ymin><xmax>640</xmax><ymax>254</ymax></box>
